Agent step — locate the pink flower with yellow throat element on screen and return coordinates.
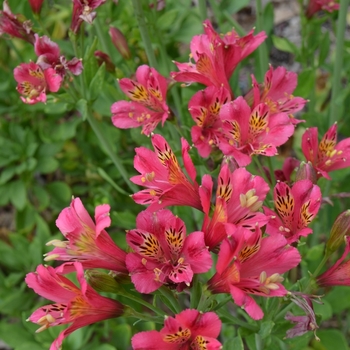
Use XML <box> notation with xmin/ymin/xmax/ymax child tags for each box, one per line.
<box><xmin>44</xmin><ymin>197</ymin><xmax>127</xmax><ymax>275</ymax></box>
<box><xmin>126</xmin><ymin>209</ymin><xmax>212</xmax><ymax>293</ymax></box>
<box><xmin>26</xmin><ymin>262</ymin><xmax>124</xmax><ymax>350</ymax></box>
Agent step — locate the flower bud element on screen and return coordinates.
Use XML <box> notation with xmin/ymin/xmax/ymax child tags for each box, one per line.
<box><xmin>94</xmin><ymin>50</ymin><xmax>115</xmax><ymax>73</ymax></box>
<box><xmin>295</xmin><ymin>161</ymin><xmax>317</xmax><ymax>184</ymax></box>
<box><xmin>109</xmin><ymin>26</ymin><xmax>131</xmax><ymax>60</ymax></box>
<box><xmin>326</xmin><ymin>210</ymin><xmax>350</xmax><ymax>255</ymax></box>
<box><xmin>29</xmin><ymin>0</ymin><xmax>44</xmax><ymax>15</ymax></box>
<box><xmin>85</xmin><ymin>270</ymin><xmax>121</xmax><ymax>293</ymax></box>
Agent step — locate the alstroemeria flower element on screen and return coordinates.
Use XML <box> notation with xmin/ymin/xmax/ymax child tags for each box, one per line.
<box><xmin>208</xmin><ymin>226</ymin><xmax>301</xmax><ymax>320</ymax></box>
<box><xmin>34</xmin><ymin>34</ymin><xmax>83</xmax><ymax>76</ymax></box>
<box><xmin>199</xmin><ymin>164</ymin><xmax>270</xmax><ymax>250</ymax></box>
<box><xmin>247</xmin><ymin>66</ymin><xmax>307</xmax><ymax>125</ymax></box>
<box><xmin>0</xmin><ymin>0</ymin><xmax>35</xmax><ymax>43</ymax></box>
<box><xmin>29</xmin><ymin>0</ymin><xmax>45</xmax><ymax>15</ymax></box>
<box><xmin>26</xmin><ymin>263</ymin><xmax>124</xmax><ymax>350</ymax></box>
<box><xmin>14</xmin><ymin>62</ymin><xmax>62</xmax><ymax>104</ymax></box>
<box><xmin>264</xmin><ymin>180</ymin><xmax>321</xmax><ymax>243</ymax></box>
<box><xmin>285</xmin><ymin>293</ymin><xmax>320</xmax><ymax>340</ymax></box>
<box><xmin>71</xmin><ymin>0</ymin><xmax>106</xmax><ymax>33</ymax></box>
<box><xmin>111</xmin><ymin>65</ymin><xmax>169</xmax><ymax>136</ymax></box>
<box><xmin>317</xmin><ymin>236</ymin><xmax>350</xmax><ymax>287</ymax></box>
<box><xmin>132</xmin><ymin>309</ymin><xmax>222</xmax><ymax>350</ymax></box>
<box><xmin>189</xmin><ymin>85</ymin><xmax>230</xmax><ymax>157</ymax></box>
<box><xmin>126</xmin><ymin>210</ymin><xmax>212</xmax><ymax>293</ymax></box>
<box><xmin>273</xmin><ymin>157</ymin><xmax>301</xmax><ymax>183</ymax></box>
<box><xmin>306</xmin><ymin>0</ymin><xmax>339</xmax><ymax>18</ymax></box>
<box><xmin>302</xmin><ymin>124</ymin><xmax>350</xmax><ymax>180</ymax></box>
<box><xmin>219</xmin><ymin>96</ymin><xmax>295</xmax><ymax>166</ymax></box>
<box><xmin>131</xmin><ymin>134</ymin><xmax>202</xmax><ymax>211</ymax></box>
<box><xmin>171</xmin><ymin>19</ymin><xmax>266</xmax><ymax>94</ymax></box>
<box><xmin>44</xmin><ymin>197</ymin><xmax>128</xmax><ymax>274</ymax></box>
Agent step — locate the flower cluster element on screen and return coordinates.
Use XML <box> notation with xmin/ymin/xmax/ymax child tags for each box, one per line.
<box><xmin>19</xmin><ymin>5</ymin><xmax>350</xmax><ymax>349</ymax></box>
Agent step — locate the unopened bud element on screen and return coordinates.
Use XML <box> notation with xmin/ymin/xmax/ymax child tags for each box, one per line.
<box><xmin>29</xmin><ymin>0</ymin><xmax>44</xmax><ymax>15</ymax></box>
<box><xmin>326</xmin><ymin>210</ymin><xmax>350</xmax><ymax>255</ymax></box>
<box><xmin>295</xmin><ymin>161</ymin><xmax>317</xmax><ymax>184</ymax></box>
<box><xmin>85</xmin><ymin>270</ymin><xmax>121</xmax><ymax>293</ymax></box>
<box><xmin>94</xmin><ymin>51</ymin><xmax>115</xmax><ymax>73</ymax></box>
<box><xmin>109</xmin><ymin>26</ymin><xmax>131</xmax><ymax>60</ymax></box>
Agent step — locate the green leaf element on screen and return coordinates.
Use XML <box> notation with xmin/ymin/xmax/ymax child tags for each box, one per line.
<box><xmin>89</xmin><ymin>63</ymin><xmax>106</xmax><ymax>101</ymax></box>
<box><xmin>35</xmin><ymin>156</ymin><xmax>59</xmax><ymax>174</ymax></box>
<box><xmin>31</xmin><ymin>185</ymin><xmax>50</xmax><ymax>211</ymax></box>
<box><xmin>316</xmin><ymin>329</ymin><xmax>348</xmax><ymax>350</ymax></box>
<box><xmin>224</xmin><ymin>335</ymin><xmax>244</xmax><ymax>350</ymax></box>
<box><xmin>272</xmin><ymin>35</ymin><xmax>299</xmax><ymax>55</ymax></box>
<box><xmin>0</xmin><ymin>323</ymin><xmax>34</xmax><ymax>348</ymax></box>
<box><xmin>9</xmin><ymin>180</ymin><xmax>27</xmax><ymax>210</ymax></box>
<box><xmin>76</xmin><ymin>99</ymin><xmax>88</xmax><ymax>121</ymax></box>
<box><xmin>156</xmin><ymin>9</ymin><xmax>179</xmax><ymax>31</ymax></box>
<box><xmin>294</xmin><ymin>69</ymin><xmax>316</xmax><ymax>98</ymax></box>
<box><xmin>305</xmin><ymin>243</ymin><xmax>324</xmax><ymax>261</ymax></box>
<box><xmin>0</xmin><ymin>165</ymin><xmax>16</xmax><ymax>184</ymax></box>
<box><xmin>15</xmin><ymin>342</ymin><xmax>45</xmax><ymax>350</ymax></box>
<box><xmin>46</xmin><ymin>181</ymin><xmax>72</xmax><ymax>208</ymax></box>
<box><xmin>318</xmin><ymin>31</ymin><xmax>330</xmax><ymax>67</ymax></box>
<box><xmin>259</xmin><ymin>321</ymin><xmax>275</xmax><ymax>339</ymax></box>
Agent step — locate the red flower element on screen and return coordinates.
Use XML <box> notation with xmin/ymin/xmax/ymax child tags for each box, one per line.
<box><xmin>45</xmin><ymin>197</ymin><xmax>128</xmax><ymax>274</ymax></box>
<box><xmin>264</xmin><ymin>180</ymin><xmax>321</xmax><ymax>243</ymax></box>
<box><xmin>219</xmin><ymin>96</ymin><xmax>295</xmax><ymax>166</ymax></box>
<box><xmin>248</xmin><ymin>66</ymin><xmax>307</xmax><ymax>125</ymax></box>
<box><xmin>126</xmin><ymin>210</ymin><xmax>212</xmax><ymax>293</ymax></box>
<box><xmin>111</xmin><ymin>65</ymin><xmax>169</xmax><ymax>136</ymax></box>
<box><xmin>131</xmin><ymin>134</ymin><xmax>202</xmax><ymax>211</ymax></box>
<box><xmin>171</xmin><ymin>20</ymin><xmax>266</xmax><ymax>95</ymax></box>
<box><xmin>29</xmin><ymin>0</ymin><xmax>45</xmax><ymax>15</ymax></box>
<box><xmin>0</xmin><ymin>0</ymin><xmax>35</xmax><ymax>43</ymax></box>
<box><xmin>302</xmin><ymin>124</ymin><xmax>350</xmax><ymax>179</ymax></box>
<box><xmin>306</xmin><ymin>0</ymin><xmax>339</xmax><ymax>18</ymax></box>
<box><xmin>26</xmin><ymin>263</ymin><xmax>124</xmax><ymax>350</ymax></box>
<box><xmin>318</xmin><ymin>237</ymin><xmax>350</xmax><ymax>287</ymax></box>
<box><xmin>132</xmin><ymin>309</ymin><xmax>222</xmax><ymax>350</ymax></box>
<box><xmin>189</xmin><ymin>85</ymin><xmax>230</xmax><ymax>157</ymax></box>
<box><xmin>34</xmin><ymin>34</ymin><xmax>83</xmax><ymax>76</ymax></box>
<box><xmin>199</xmin><ymin>164</ymin><xmax>270</xmax><ymax>250</ymax></box>
<box><xmin>208</xmin><ymin>226</ymin><xmax>301</xmax><ymax>320</ymax></box>
<box><xmin>13</xmin><ymin>62</ymin><xmax>62</xmax><ymax>104</ymax></box>
<box><xmin>71</xmin><ymin>0</ymin><xmax>106</xmax><ymax>33</ymax></box>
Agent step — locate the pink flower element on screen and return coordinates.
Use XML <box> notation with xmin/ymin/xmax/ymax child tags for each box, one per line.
<box><xmin>199</xmin><ymin>164</ymin><xmax>270</xmax><ymax>250</ymax></box>
<box><xmin>0</xmin><ymin>0</ymin><xmax>35</xmax><ymax>43</ymax></box>
<box><xmin>264</xmin><ymin>180</ymin><xmax>321</xmax><ymax>243</ymax></box>
<box><xmin>126</xmin><ymin>209</ymin><xmax>211</xmax><ymax>293</ymax></box>
<box><xmin>131</xmin><ymin>134</ymin><xmax>202</xmax><ymax>211</ymax></box>
<box><xmin>29</xmin><ymin>0</ymin><xmax>45</xmax><ymax>14</ymax></box>
<box><xmin>171</xmin><ymin>20</ymin><xmax>266</xmax><ymax>94</ymax></box>
<box><xmin>247</xmin><ymin>66</ymin><xmax>307</xmax><ymax>125</ymax></box>
<box><xmin>71</xmin><ymin>0</ymin><xmax>106</xmax><ymax>33</ymax></box>
<box><xmin>34</xmin><ymin>34</ymin><xmax>83</xmax><ymax>76</ymax></box>
<box><xmin>306</xmin><ymin>0</ymin><xmax>339</xmax><ymax>18</ymax></box>
<box><xmin>219</xmin><ymin>96</ymin><xmax>295</xmax><ymax>166</ymax></box>
<box><xmin>302</xmin><ymin>124</ymin><xmax>350</xmax><ymax>180</ymax></box>
<box><xmin>273</xmin><ymin>157</ymin><xmax>301</xmax><ymax>183</ymax></box>
<box><xmin>26</xmin><ymin>263</ymin><xmax>124</xmax><ymax>350</ymax></box>
<box><xmin>317</xmin><ymin>237</ymin><xmax>350</xmax><ymax>287</ymax></box>
<box><xmin>109</xmin><ymin>26</ymin><xmax>131</xmax><ymax>60</ymax></box>
<box><xmin>208</xmin><ymin>226</ymin><xmax>301</xmax><ymax>320</ymax></box>
<box><xmin>132</xmin><ymin>309</ymin><xmax>222</xmax><ymax>350</ymax></box>
<box><xmin>285</xmin><ymin>293</ymin><xmax>320</xmax><ymax>339</ymax></box>
<box><xmin>189</xmin><ymin>85</ymin><xmax>230</xmax><ymax>157</ymax></box>
<box><xmin>13</xmin><ymin>62</ymin><xmax>62</xmax><ymax>104</ymax></box>
<box><xmin>111</xmin><ymin>65</ymin><xmax>169</xmax><ymax>136</ymax></box>
<box><xmin>44</xmin><ymin>197</ymin><xmax>128</xmax><ymax>274</ymax></box>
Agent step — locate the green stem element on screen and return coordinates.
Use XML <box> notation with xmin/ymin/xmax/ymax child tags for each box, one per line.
<box><xmin>255</xmin><ymin>334</ymin><xmax>264</xmax><ymax>350</ymax></box>
<box><xmin>131</xmin><ymin>0</ymin><xmax>158</xmax><ymax>68</ymax></box>
<box><xmin>127</xmin><ymin>309</ymin><xmax>164</xmax><ymax>324</ymax></box>
<box><xmin>275</xmin><ymin>301</ymin><xmax>294</xmax><ymax>321</ymax></box>
<box><xmin>94</xmin><ymin>16</ymin><xmax>112</xmax><ymax>57</ymax></box>
<box><xmin>267</xmin><ymin>157</ymin><xmax>276</xmax><ymax>186</ymax></box>
<box><xmin>207</xmin><ymin>0</ymin><xmax>222</xmax><ymax>25</ymax></box>
<box><xmin>329</xmin><ymin>0</ymin><xmax>349</xmax><ymax>125</ymax></box>
<box><xmin>158</xmin><ymin>286</ymin><xmax>181</xmax><ymax>314</ymax></box>
<box><xmin>223</xmin><ymin>11</ymin><xmax>246</xmax><ymax>36</ymax></box>
<box><xmin>255</xmin><ymin>0</ymin><xmax>269</xmax><ymax>81</ymax></box>
<box><xmin>119</xmin><ymin>290</ymin><xmax>166</xmax><ymax>316</ymax></box>
<box><xmin>86</xmin><ymin>108</ymin><xmax>138</xmax><ymax>193</ymax></box>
